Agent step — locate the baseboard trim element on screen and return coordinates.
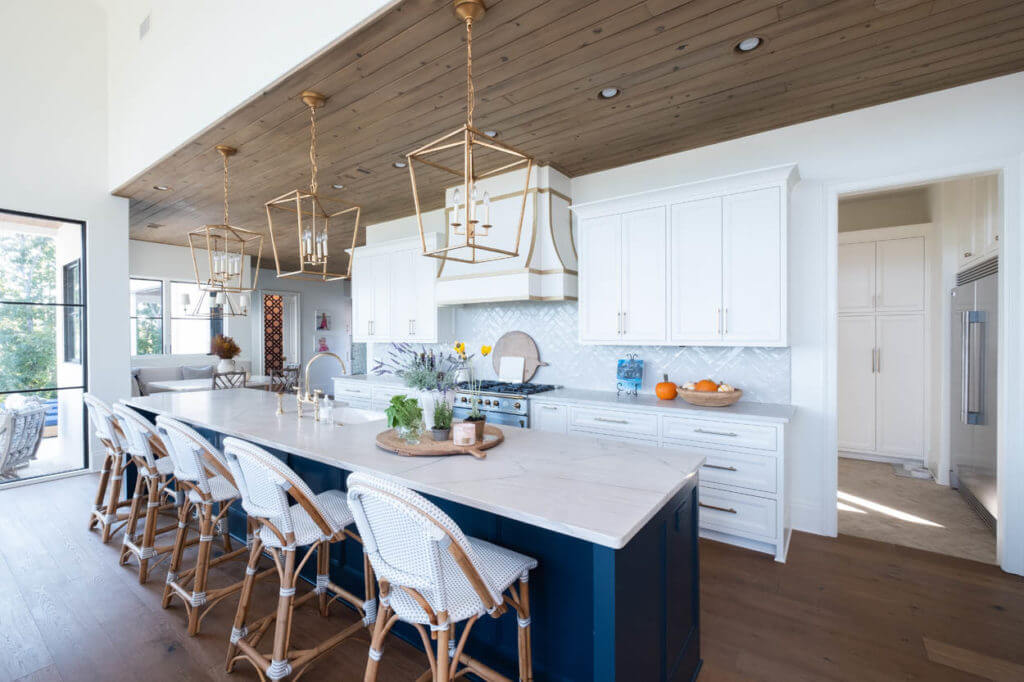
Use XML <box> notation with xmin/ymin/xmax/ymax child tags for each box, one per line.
<box><xmin>839</xmin><ymin>451</ymin><xmax>925</xmax><ymax>466</ymax></box>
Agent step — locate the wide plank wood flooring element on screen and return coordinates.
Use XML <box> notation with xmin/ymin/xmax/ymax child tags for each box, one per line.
<box><xmin>1</xmin><ymin>473</ymin><xmax>1022</xmax><ymax>681</ymax></box>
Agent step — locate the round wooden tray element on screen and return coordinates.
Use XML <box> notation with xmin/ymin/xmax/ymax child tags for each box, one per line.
<box><xmin>677</xmin><ymin>388</ymin><xmax>743</xmax><ymax>407</ymax></box>
<box><xmin>376</xmin><ymin>424</ymin><xmax>504</xmax><ymax>459</ymax></box>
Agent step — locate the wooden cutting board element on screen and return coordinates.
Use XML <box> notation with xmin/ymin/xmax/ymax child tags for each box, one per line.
<box><xmin>376</xmin><ymin>424</ymin><xmax>504</xmax><ymax>459</ymax></box>
<box><xmin>490</xmin><ymin>331</ymin><xmax>548</xmax><ymax>382</ymax></box>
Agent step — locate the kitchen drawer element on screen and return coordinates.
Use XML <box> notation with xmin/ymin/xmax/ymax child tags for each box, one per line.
<box><xmin>568</xmin><ymin>427</ymin><xmax>657</xmax><ymax>445</ymax></box>
<box><xmin>698</xmin><ymin>486</ymin><xmax>776</xmax><ymax>540</ymax></box>
<box><xmin>570</xmin><ymin>406</ymin><xmax>659</xmax><ymax>438</ymax></box>
<box><xmin>333</xmin><ymin>381</ymin><xmax>372</xmax><ymax>400</ymax></box>
<box><xmin>662</xmin><ymin>416</ymin><xmax>777</xmax><ymax>452</ymax></box>
<box><xmin>664</xmin><ymin>442</ymin><xmax>777</xmax><ymax>494</ymax></box>
<box><xmin>531</xmin><ymin>402</ymin><xmax>568</xmax><ymax>434</ymax></box>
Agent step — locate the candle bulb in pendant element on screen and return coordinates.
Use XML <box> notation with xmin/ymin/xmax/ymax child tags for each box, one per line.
<box><xmin>452</xmin><ymin>187</ymin><xmax>462</xmax><ymax>228</ymax></box>
<box><xmin>322</xmin><ymin>233</ymin><xmax>328</xmax><ymax>257</ymax></box>
<box><xmin>483</xmin><ymin>191</ymin><xmax>491</xmax><ymax>226</ymax></box>
<box><xmin>470</xmin><ymin>185</ymin><xmax>478</xmax><ymax>222</ymax></box>
<box><xmin>303</xmin><ymin>229</ymin><xmax>312</xmax><ymax>258</ymax></box>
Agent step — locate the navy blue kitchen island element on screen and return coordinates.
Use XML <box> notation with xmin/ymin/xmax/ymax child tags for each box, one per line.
<box><xmin>127</xmin><ymin>389</ymin><xmax>703</xmax><ymax>681</ymax></box>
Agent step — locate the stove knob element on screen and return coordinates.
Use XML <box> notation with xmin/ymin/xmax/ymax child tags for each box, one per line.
<box><xmin>514</xmin><ymin>402</ymin><xmax>521</xmax><ymax>409</ymax></box>
<box><xmin>460</xmin><ymin>396</ymin><xmax>467</xmax><ymax>403</ymax></box>
<box><xmin>484</xmin><ymin>399</ymin><xmax>492</xmax><ymax>406</ymax></box>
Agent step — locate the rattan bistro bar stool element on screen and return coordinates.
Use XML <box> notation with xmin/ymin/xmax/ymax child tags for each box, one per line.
<box><xmin>221</xmin><ymin>437</ymin><xmax>377</xmax><ymax>681</ymax></box>
<box><xmin>83</xmin><ymin>394</ymin><xmax>133</xmax><ymax>543</ymax></box>
<box><xmin>346</xmin><ymin>473</ymin><xmax>538</xmax><ymax>682</ymax></box>
<box><xmin>157</xmin><ymin>415</ymin><xmax>274</xmax><ymax>636</ymax></box>
<box><xmin>112</xmin><ymin>404</ymin><xmax>181</xmax><ymax>583</ymax></box>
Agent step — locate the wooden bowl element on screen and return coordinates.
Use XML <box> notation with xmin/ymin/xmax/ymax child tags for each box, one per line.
<box><xmin>677</xmin><ymin>388</ymin><xmax>743</xmax><ymax>407</ymax></box>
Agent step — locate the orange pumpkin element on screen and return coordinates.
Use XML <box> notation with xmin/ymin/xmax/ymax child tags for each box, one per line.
<box><xmin>693</xmin><ymin>379</ymin><xmax>719</xmax><ymax>392</ymax></box>
<box><xmin>656</xmin><ymin>374</ymin><xmax>677</xmax><ymax>400</ymax></box>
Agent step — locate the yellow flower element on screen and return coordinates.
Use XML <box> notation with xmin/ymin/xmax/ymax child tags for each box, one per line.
<box><xmin>480</xmin><ymin>345</ymin><xmax>492</xmax><ymax>356</ymax></box>
<box><xmin>454</xmin><ymin>341</ymin><xmax>465</xmax><ymax>353</ymax></box>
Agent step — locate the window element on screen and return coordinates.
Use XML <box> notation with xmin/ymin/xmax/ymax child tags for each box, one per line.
<box><xmin>62</xmin><ymin>260</ymin><xmax>81</xmax><ymax>364</ymax></box>
<box><xmin>130</xmin><ymin>278</ymin><xmax>163</xmax><ymax>355</ymax></box>
<box><xmin>169</xmin><ymin>281</ymin><xmax>216</xmax><ymax>355</ymax></box>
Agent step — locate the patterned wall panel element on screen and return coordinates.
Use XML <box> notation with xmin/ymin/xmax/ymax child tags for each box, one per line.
<box><xmin>373</xmin><ymin>301</ymin><xmax>791</xmax><ymax>404</ymax></box>
<box><xmin>263</xmin><ymin>294</ymin><xmax>284</xmax><ymax>372</ymax></box>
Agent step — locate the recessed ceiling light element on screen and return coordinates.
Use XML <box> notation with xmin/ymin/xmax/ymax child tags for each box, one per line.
<box><xmin>146</xmin><ymin>222</ymin><xmax>163</xmax><ymax>229</ymax></box>
<box><xmin>735</xmin><ymin>36</ymin><xmax>762</xmax><ymax>52</ymax></box>
<box><xmin>597</xmin><ymin>87</ymin><xmax>621</xmax><ymax>100</ymax></box>
<box><xmin>483</xmin><ymin>130</ymin><xmax>499</xmax><ymax>138</ymax></box>
<box><xmin>153</xmin><ymin>185</ymin><xmax>171</xmax><ymax>191</ymax></box>
<box><xmin>393</xmin><ymin>160</ymin><xmax>408</xmax><ymax>169</ymax></box>
<box><xmin>332</xmin><ymin>183</ymin><xmax>345</xmax><ymax>189</ymax></box>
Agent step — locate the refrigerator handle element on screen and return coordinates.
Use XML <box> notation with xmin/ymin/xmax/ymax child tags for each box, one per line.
<box><xmin>961</xmin><ymin>310</ymin><xmax>970</xmax><ymax>425</ymax></box>
<box><xmin>962</xmin><ymin>310</ymin><xmax>984</xmax><ymax>425</ymax></box>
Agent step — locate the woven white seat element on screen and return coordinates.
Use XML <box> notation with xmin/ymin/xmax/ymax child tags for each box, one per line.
<box><xmin>347</xmin><ymin>472</ymin><xmax>538</xmax><ymax>681</ymax></box>
<box><xmin>221</xmin><ymin>437</ymin><xmax>374</xmax><ymax>681</ymax></box>
<box><xmin>257</xmin><ymin>489</ymin><xmax>354</xmax><ymax>549</ymax></box>
<box><xmin>187</xmin><ymin>475</ymin><xmax>238</xmax><ymax>504</ymax></box>
<box><xmin>0</xmin><ymin>397</ymin><xmax>46</xmax><ymax>478</ymax></box>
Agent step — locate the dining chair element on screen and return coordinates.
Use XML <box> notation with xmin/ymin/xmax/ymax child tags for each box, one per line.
<box><xmin>347</xmin><ymin>472</ymin><xmax>537</xmax><ymax>682</ymax></box>
<box><xmin>268</xmin><ymin>367</ymin><xmax>299</xmax><ymax>393</ymax></box>
<box><xmin>213</xmin><ymin>371</ymin><xmax>248</xmax><ymax>390</ymax></box>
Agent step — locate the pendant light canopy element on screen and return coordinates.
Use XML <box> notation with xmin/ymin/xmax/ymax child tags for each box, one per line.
<box><xmin>186</xmin><ymin>144</ymin><xmax>262</xmax><ymax>318</ymax></box>
<box><xmin>406</xmin><ymin>0</ymin><xmax>534</xmax><ymax>265</ymax></box>
<box><xmin>266</xmin><ymin>91</ymin><xmax>361</xmax><ymax>281</ymax></box>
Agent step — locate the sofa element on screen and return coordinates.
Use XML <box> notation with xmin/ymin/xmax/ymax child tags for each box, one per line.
<box><xmin>132</xmin><ymin>360</ymin><xmax>252</xmax><ymax>396</ymax></box>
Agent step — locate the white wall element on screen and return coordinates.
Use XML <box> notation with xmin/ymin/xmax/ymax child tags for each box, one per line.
<box><xmin>0</xmin><ymin>0</ymin><xmax>129</xmax><ymax>467</ymax></box>
<box><xmin>101</xmin><ymin>0</ymin><xmax>396</xmax><ymax>190</ymax></box>
<box><xmin>569</xmin><ymin>72</ymin><xmax>1024</xmax><ymax>575</ymax></box>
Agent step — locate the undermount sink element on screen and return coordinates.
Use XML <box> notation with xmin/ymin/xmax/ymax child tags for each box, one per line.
<box><xmin>332</xmin><ymin>406</ymin><xmax>386</xmax><ymax>425</ymax></box>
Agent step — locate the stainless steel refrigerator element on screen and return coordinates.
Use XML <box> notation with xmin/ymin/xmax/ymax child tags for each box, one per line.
<box><xmin>950</xmin><ymin>257</ymin><xmax>998</xmax><ymax>531</ymax></box>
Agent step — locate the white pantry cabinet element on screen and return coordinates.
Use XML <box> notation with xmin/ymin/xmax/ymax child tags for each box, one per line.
<box><xmin>351</xmin><ymin>234</ymin><xmax>452</xmax><ymax>343</ymax></box>
<box><xmin>957</xmin><ymin>174</ymin><xmax>1000</xmax><ymax>269</ymax></box>
<box><xmin>573</xmin><ymin>164</ymin><xmax>796</xmax><ymax>347</ymax></box>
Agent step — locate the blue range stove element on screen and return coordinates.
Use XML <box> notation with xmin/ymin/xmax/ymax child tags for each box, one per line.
<box><xmin>451</xmin><ymin>380</ymin><xmax>557</xmax><ymax>428</ymax></box>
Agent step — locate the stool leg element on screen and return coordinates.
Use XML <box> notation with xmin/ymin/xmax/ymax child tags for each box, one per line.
<box><xmin>138</xmin><ymin>474</ymin><xmax>164</xmax><ymax>582</ymax></box>
<box><xmin>517</xmin><ymin>578</ymin><xmax>533</xmax><ymax>682</ymax></box>
<box><xmin>90</xmin><ymin>453</ymin><xmax>113</xmax><ymax>530</ymax></box>
<box><xmin>163</xmin><ymin>499</ymin><xmax>192</xmax><ymax>609</ymax></box>
<box><xmin>363</xmin><ymin>590</ymin><xmax>392</xmax><ymax>682</ymax></box>
<box><xmin>269</xmin><ymin>546</ymin><xmax>297</xmax><ymax>675</ymax></box>
<box><xmin>120</xmin><ymin>472</ymin><xmax>146</xmax><ymax>565</ymax></box>
<box><xmin>435</xmin><ymin>612</ymin><xmax>450</xmax><ymax>682</ymax></box>
<box><xmin>225</xmin><ymin>534</ymin><xmax>263</xmax><ymax>673</ymax></box>
<box><xmin>101</xmin><ymin>455</ymin><xmax>125</xmax><ymax>543</ymax></box>
<box><xmin>188</xmin><ymin>503</ymin><xmax>214</xmax><ymax>635</ymax></box>
<box><xmin>317</xmin><ymin>541</ymin><xmax>330</xmax><ymax>617</ymax></box>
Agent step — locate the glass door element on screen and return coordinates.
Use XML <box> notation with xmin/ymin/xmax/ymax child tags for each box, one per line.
<box><xmin>0</xmin><ymin>209</ymin><xmax>86</xmax><ymax>483</ymax></box>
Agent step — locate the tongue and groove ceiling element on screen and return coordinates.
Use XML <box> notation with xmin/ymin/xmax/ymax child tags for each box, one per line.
<box><xmin>117</xmin><ymin>0</ymin><xmax>1024</xmax><ymax>271</ymax></box>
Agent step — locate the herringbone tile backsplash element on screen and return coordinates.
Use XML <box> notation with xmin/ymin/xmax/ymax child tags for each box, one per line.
<box><xmin>372</xmin><ymin>301</ymin><xmax>790</xmax><ymax>404</ymax></box>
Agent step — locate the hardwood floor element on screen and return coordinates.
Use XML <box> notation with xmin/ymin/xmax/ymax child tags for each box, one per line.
<box><xmin>1</xmin><ymin>473</ymin><xmax>1022</xmax><ymax>681</ymax></box>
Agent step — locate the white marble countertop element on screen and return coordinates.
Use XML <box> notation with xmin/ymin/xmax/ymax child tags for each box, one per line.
<box><xmin>531</xmin><ymin>387</ymin><xmax>796</xmax><ymax>423</ymax></box>
<box><xmin>333</xmin><ymin>374</ymin><xmax>403</xmax><ymax>385</ymax></box>
<box><xmin>126</xmin><ymin>389</ymin><xmax>704</xmax><ymax>549</ymax></box>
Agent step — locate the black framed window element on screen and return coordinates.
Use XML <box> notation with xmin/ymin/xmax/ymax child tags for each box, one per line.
<box><xmin>130</xmin><ymin>278</ymin><xmax>163</xmax><ymax>355</ymax></box>
<box><xmin>62</xmin><ymin>260</ymin><xmax>82</xmax><ymax>364</ymax></box>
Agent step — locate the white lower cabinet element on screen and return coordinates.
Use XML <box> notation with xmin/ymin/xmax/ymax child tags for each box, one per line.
<box><xmin>331</xmin><ymin>379</ymin><xmax>405</xmax><ymax>413</ymax></box>
<box><xmin>530</xmin><ymin>397</ymin><xmax>791</xmax><ymax>562</ymax></box>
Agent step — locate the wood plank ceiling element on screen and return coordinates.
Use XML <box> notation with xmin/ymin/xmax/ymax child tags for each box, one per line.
<box><xmin>118</xmin><ymin>0</ymin><xmax>1024</xmax><ymax>271</ymax></box>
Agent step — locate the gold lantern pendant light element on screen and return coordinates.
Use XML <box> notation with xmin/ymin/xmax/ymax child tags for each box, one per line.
<box><xmin>185</xmin><ymin>144</ymin><xmax>263</xmax><ymax>318</ymax></box>
<box><xmin>266</xmin><ymin>91</ymin><xmax>361</xmax><ymax>281</ymax></box>
<box><xmin>407</xmin><ymin>0</ymin><xmax>534</xmax><ymax>264</ymax></box>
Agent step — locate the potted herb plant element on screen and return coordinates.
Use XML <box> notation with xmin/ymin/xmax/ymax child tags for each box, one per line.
<box><xmin>385</xmin><ymin>395</ymin><xmax>423</xmax><ymax>445</ymax></box>
<box><xmin>210</xmin><ymin>334</ymin><xmax>241</xmax><ymax>373</ymax></box>
<box><xmin>372</xmin><ymin>344</ymin><xmax>461</xmax><ymax>428</ymax></box>
<box><xmin>454</xmin><ymin>341</ymin><xmax>492</xmax><ymax>441</ymax></box>
<box><xmin>431</xmin><ymin>399</ymin><xmax>453</xmax><ymax>441</ymax></box>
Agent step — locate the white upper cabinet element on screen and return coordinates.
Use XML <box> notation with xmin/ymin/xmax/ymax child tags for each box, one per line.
<box><xmin>875</xmin><ymin>236</ymin><xmax>924</xmax><ymax>312</ymax></box>
<box><xmin>620</xmin><ymin>207</ymin><xmax>667</xmax><ymax>343</ymax></box>
<box><xmin>351</xmin><ymin>234</ymin><xmax>449</xmax><ymax>343</ymax></box>
<box><xmin>670</xmin><ymin>197</ymin><xmax>722</xmax><ymax>343</ymax></box>
<box><xmin>577</xmin><ymin>214</ymin><xmax>622</xmax><ymax>343</ymax></box>
<box><xmin>574</xmin><ymin>164</ymin><xmax>795</xmax><ymax>347</ymax></box>
<box><xmin>957</xmin><ymin>174</ymin><xmax>1000</xmax><ymax>269</ymax></box>
<box><xmin>722</xmin><ymin>188</ymin><xmax>783</xmax><ymax>344</ymax></box>
<box><xmin>838</xmin><ymin>242</ymin><xmax>876</xmax><ymax>314</ymax></box>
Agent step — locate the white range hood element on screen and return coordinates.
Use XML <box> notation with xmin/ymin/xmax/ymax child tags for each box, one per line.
<box><xmin>434</xmin><ymin>165</ymin><xmax>577</xmax><ymax>305</ymax></box>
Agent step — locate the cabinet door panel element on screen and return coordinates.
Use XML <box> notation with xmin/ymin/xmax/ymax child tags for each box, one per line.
<box><xmin>411</xmin><ymin>249</ymin><xmax>438</xmax><ymax>341</ymax></box>
<box><xmin>578</xmin><ymin>215</ymin><xmax>621</xmax><ymax>342</ymax></box>
<box><xmin>838</xmin><ymin>242</ymin><xmax>876</xmax><ymax>314</ymax></box>
<box><xmin>620</xmin><ymin>206</ymin><xmax>668</xmax><ymax>343</ymax></box>
<box><xmin>670</xmin><ymin>198</ymin><xmax>722</xmax><ymax>343</ymax></box>
<box><xmin>723</xmin><ymin>188</ymin><xmax>783</xmax><ymax>344</ymax></box>
<box><xmin>370</xmin><ymin>254</ymin><xmax>391</xmax><ymax>339</ymax></box>
<box><xmin>876</xmin><ymin>237</ymin><xmax>924</xmax><ymax>313</ymax></box>
<box><xmin>530</xmin><ymin>403</ymin><xmax>568</xmax><ymax>433</ymax></box>
<box><xmin>352</xmin><ymin>254</ymin><xmax>373</xmax><ymax>341</ymax></box>
<box><xmin>876</xmin><ymin>314</ymin><xmax>925</xmax><ymax>459</ymax></box>
<box><xmin>389</xmin><ymin>250</ymin><xmax>415</xmax><ymax>339</ymax></box>
<box><xmin>838</xmin><ymin>315</ymin><xmax>876</xmax><ymax>452</ymax></box>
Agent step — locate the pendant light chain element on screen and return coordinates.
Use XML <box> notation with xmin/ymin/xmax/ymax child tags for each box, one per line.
<box><xmin>222</xmin><ymin>150</ymin><xmax>230</xmax><ymax>225</ymax></box>
<box><xmin>466</xmin><ymin>18</ymin><xmax>475</xmax><ymax>128</ymax></box>
<box><xmin>309</xmin><ymin>103</ymin><xmax>319</xmax><ymax>195</ymax></box>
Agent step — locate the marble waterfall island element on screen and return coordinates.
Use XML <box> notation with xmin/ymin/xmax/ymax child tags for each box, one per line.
<box><xmin>127</xmin><ymin>388</ymin><xmax>705</xmax><ymax>681</ymax></box>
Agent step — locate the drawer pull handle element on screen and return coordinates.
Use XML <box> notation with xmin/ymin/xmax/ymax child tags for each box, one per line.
<box><xmin>541</xmin><ymin>405</ymin><xmax>559</xmax><ymax>411</ymax></box>
<box><xmin>694</xmin><ymin>427</ymin><xmax>738</xmax><ymax>437</ymax></box>
<box><xmin>699</xmin><ymin>502</ymin><xmax>738</xmax><ymax>514</ymax></box>
<box><xmin>703</xmin><ymin>464</ymin><xmax>738</xmax><ymax>472</ymax></box>
<box><xmin>594</xmin><ymin>417</ymin><xmax>629</xmax><ymax>424</ymax></box>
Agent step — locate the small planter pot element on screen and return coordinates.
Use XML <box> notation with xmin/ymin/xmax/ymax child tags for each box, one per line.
<box><xmin>430</xmin><ymin>427</ymin><xmax>451</xmax><ymax>442</ymax></box>
<box><xmin>396</xmin><ymin>423</ymin><xmax>422</xmax><ymax>445</ymax></box>
<box><xmin>465</xmin><ymin>416</ymin><xmax>486</xmax><ymax>441</ymax></box>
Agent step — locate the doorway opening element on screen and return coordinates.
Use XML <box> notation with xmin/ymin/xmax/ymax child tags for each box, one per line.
<box><xmin>254</xmin><ymin>290</ymin><xmax>300</xmax><ymax>376</ymax></box>
<box><xmin>835</xmin><ymin>174</ymin><xmax>1000</xmax><ymax>564</ymax></box>
<box><xmin>0</xmin><ymin>209</ymin><xmax>87</xmax><ymax>484</ymax></box>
